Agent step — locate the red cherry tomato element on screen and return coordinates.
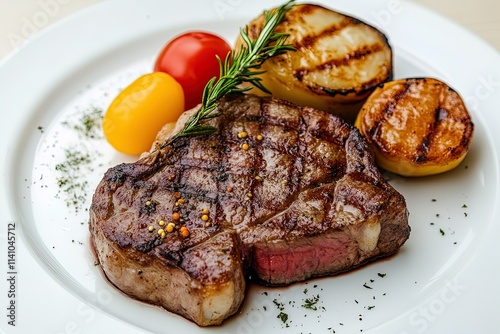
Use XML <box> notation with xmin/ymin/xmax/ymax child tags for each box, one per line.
<box><xmin>154</xmin><ymin>31</ymin><xmax>232</xmax><ymax>110</ymax></box>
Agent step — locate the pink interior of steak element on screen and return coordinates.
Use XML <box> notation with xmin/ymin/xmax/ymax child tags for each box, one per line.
<box><xmin>252</xmin><ymin>231</ymin><xmax>358</xmax><ymax>283</ymax></box>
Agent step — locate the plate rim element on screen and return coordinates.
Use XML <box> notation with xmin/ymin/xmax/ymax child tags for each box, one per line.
<box><xmin>2</xmin><ymin>0</ymin><xmax>500</xmax><ymax>333</ymax></box>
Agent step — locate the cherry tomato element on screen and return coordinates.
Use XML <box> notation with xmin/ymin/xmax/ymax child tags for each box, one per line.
<box><xmin>103</xmin><ymin>72</ymin><xmax>184</xmax><ymax>155</ymax></box>
<box><xmin>154</xmin><ymin>31</ymin><xmax>232</xmax><ymax>110</ymax></box>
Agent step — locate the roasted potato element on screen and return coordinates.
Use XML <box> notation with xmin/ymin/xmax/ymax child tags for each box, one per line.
<box><xmin>355</xmin><ymin>78</ymin><xmax>474</xmax><ymax>177</ymax></box>
<box><xmin>237</xmin><ymin>3</ymin><xmax>393</xmax><ymax>123</ymax></box>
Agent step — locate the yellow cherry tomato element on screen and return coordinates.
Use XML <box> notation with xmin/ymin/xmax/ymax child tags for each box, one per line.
<box><xmin>103</xmin><ymin>72</ymin><xmax>184</xmax><ymax>155</ymax></box>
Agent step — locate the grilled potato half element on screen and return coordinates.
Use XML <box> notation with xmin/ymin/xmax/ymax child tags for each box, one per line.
<box><xmin>355</xmin><ymin>78</ymin><xmax>474</xmax><ymax>177</ymax></box>
<box><xmin>236</xmin><ymin>4</ymin><xmax>393</xmax><ymax>122</ymax></box>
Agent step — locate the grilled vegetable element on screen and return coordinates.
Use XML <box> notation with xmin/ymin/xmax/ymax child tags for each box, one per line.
<box><xmin>103</xmin><ymin>72</ymin><xmax>184</xmax><ymax>155</ymax></box>
<box><xmin>236</xmin><ymin>3</ymin><xmax>393</xmax><ymax>122</ymax></box>
<box><xmin>355</xmin><ymin>78</ymin><xmax>474</xmax><ymax>177</ymax></box>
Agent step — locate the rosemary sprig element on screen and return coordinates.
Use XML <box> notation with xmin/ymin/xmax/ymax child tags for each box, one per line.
<box><xmin>167</xmin><ymin>0</ymin><xmax>296</xmax><ymax>143</ymax></box>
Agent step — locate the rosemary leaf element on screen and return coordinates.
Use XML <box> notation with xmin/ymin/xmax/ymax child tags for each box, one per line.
<box><xmin>164</xmin><ymin>0</ymin><xmax>296</xmax><ymax>146</ymax></box>
<box><xmin>181</xmin><ymin>126</ymin><xmax>217</xmax><ymax>137</ymax></box>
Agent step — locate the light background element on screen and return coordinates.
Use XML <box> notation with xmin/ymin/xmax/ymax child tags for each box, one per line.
<box><xmin>1</xmin><ymin>0</ymin><xmax>500</xmax><ymax>59</ymax></box>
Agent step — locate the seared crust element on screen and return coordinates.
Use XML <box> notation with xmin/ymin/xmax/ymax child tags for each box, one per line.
<box><xmin>89</xmin><ymin>94</ymin><xmax>410</xmax><ymax>326</ymax></box>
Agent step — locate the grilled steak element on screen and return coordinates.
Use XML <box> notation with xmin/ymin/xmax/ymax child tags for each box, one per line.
<box><xmin>89</xmin><ymin>94</ymin><xmax>410</xmax><ymax>326</ymax></box>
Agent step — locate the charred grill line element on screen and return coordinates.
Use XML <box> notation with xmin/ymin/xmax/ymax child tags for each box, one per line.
<box><xmin>369</xmin><ymin>81</ymin><xmax>413</xmax><ymax>142</ymax></box>
<box><xmin>293</xmin><ymin>43</ymin><xmax>384</xmax><ymax>82</ymax></box>
<box><xmin>415</xmin><ymin>97</ymin><xmax>447</xmax><ymax>163</ymax></box>
<box><xmin>240</xmin><ymin>99</ymin><xmax>300</xmax><ymax>228</ymax></box>
<box><xmin>296</xmin><ymin>17</ymin><xmax>357</xmax><ymax>49</ymax></box>
<box><xmin>319</xmin><ymin>44</ymin><xmax>383</xmax><ymax>71</ymax></box>
<box><xmin>215</xmin><ymin>120</ymin><xmax>230</xmax><ymax>230</ymax></box>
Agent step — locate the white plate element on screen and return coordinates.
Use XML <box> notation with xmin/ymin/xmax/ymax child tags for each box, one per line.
<box><xmin>1</xmin><ymin>0</ymin><xmax>500</xmax><ymax>333</ymax></box>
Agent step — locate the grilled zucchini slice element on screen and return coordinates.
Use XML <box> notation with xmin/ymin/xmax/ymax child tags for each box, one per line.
<box><xmin>355</xmin><ymin>78</ymin><xmax>474</xmax><ymax>177</ymax></box>
<box><xmin>237</xmin><ymin>3</ymin><xmax>393</xmax><ymax>122</ymax></box>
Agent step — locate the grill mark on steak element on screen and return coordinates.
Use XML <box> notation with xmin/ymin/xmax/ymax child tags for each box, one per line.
<box><xmin>90</xmin><ymin>94</ymin><xmax>410</xmax><ymax>326</ymax></box>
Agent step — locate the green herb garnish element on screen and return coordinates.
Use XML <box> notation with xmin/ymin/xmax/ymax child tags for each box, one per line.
<box><xmin>165</xmin><ymin>0</ymin><xmax>295</xmax><ymax>144</ymax></box>
<box><xmin>62</xmin><ymin>105</ymin><xmax>104</xmax><ymax>139</ymax></box>
<box><xmin>302</xmin><ymin>294</ymin><xmax>320</xmax><ymax>311</ymax></box>
<box><xmin>273</xmin><ymin>298</ymin><xmax>290</xmax><ymax>327</ymax></box>
<box><xmin>277</xmin><ymin>311</ymin><xmax>289</xmax><ymax>327</ymax></box>
<box><xmin>55</xmin><ymin>148</ymin><xmax>93</xmax><ymax>212</ymax></box>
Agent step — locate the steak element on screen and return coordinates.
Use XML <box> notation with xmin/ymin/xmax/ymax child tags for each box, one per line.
<box><xmin>89</xmin><ymin>94</ymin><xmax>410</xmax><ymax>326</ymax></box>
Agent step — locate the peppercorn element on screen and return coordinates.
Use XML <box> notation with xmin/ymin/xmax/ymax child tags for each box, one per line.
<box><xmin>166</xmin><ymin>222</ymin><xmax>175</xmax><ymax>233</ymax></box>
<box><xmin>180</xmin><ymin>226</ymin><xmax>190</xmax><ymax>238</ymax></box>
